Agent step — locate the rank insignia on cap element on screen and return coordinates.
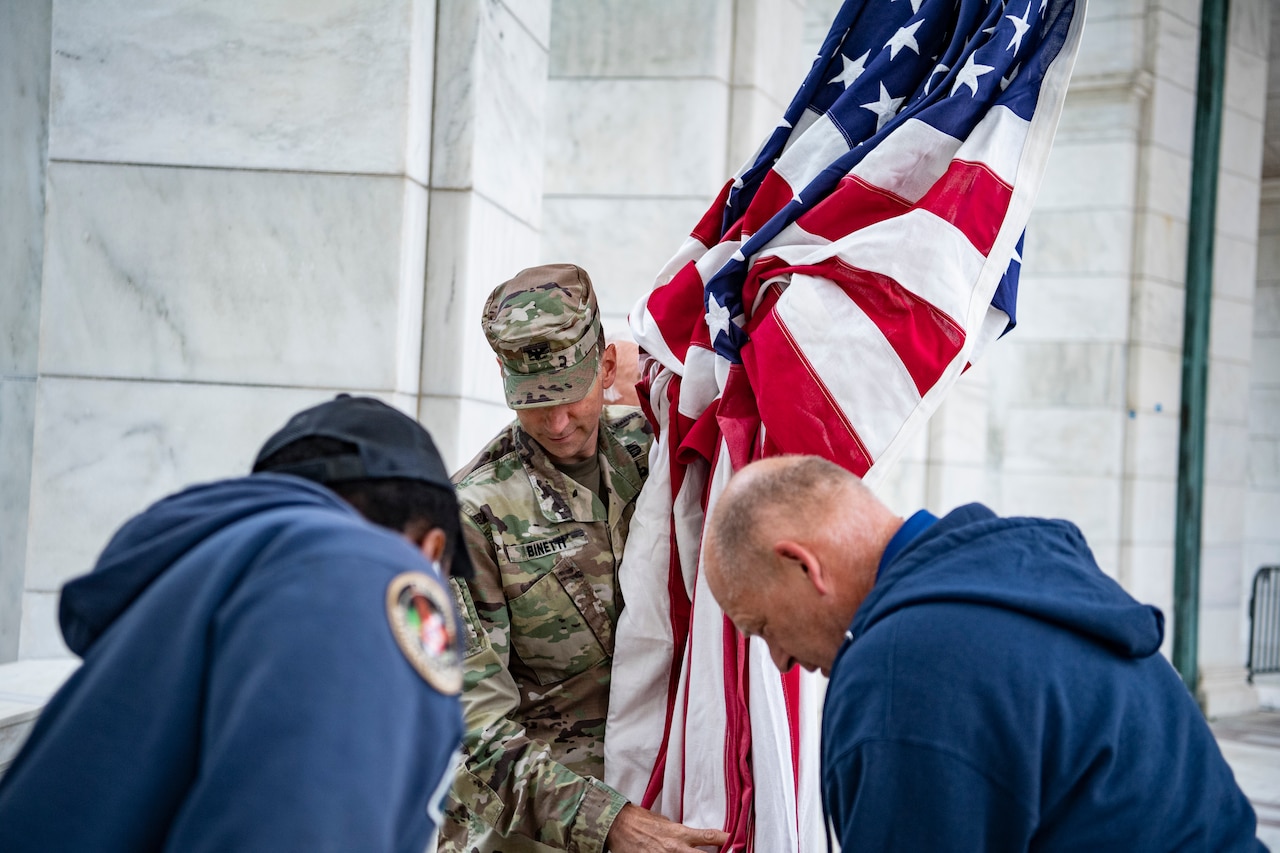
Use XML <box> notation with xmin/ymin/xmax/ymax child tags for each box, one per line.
<box><xmin>386</xmin><ymin>571</ymin><xmax>462</xmax><ymax>695</ymax></box>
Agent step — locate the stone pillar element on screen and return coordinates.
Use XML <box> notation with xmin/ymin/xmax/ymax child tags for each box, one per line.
<box><xmin>19</xmin><ymin>0</ymin><xmax>438</xmax><ymax>657</ymax></box>
<box><xmin>419</xmin><ymin>0</ymin><xmax>552</xmax><ymax>470</ymax></box>
<box><xmin>539</xmin><ymin>0</ymin><xmax>805</xmax><ymax>343</ymax></box>
<box><xmin>1198</xmin><ymin>0</ymin><xmax>1271</xmax><ymax>715</ymax></box>
<box><xmin>0</xmin><ymin>1</ymin><xmax>52</xmax><ymax>664</ymax></box>
<box><xmin>1249</xmin><ymin>180</ymin><xmax>1280</xmax><ymax>705</ymax></box>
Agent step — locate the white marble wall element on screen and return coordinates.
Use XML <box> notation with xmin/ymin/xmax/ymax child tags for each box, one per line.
<box><xmin>1250</xmin><ymin>182</ymin><xmax>1280</xmax><ymax>654</ymax></box>
<box><xmin>419</xmin><ymin>0</ymin><xmax>552</xmax><ymax>470</ymax></box>
<box><xmin>0</xmin><ymin>1</ymin><xmax>52</xmax><ymax>663</ymax></box>
<box><xmin>1197</xmin><ymin>0</ymin><xmax>1270</xmax><ymax>716</ymax></box>
<box><xmin>539</xmin><ymin>0</ymin><xmax>806</xmax><ymax>343</ymax></box>
<box><xmin>18</xmin><ymin>0</ymin><xmax>440</xmax><ymax>658</ymax></box>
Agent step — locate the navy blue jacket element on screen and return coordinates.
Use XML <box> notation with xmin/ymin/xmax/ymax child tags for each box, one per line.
<box><xmin>0</xmin><ymin>474</ymin><xmax>463</xmax><ymax>852</ymax></box>
<box><xmin>822</xmin><ymin>503</ymin><xmax>1263</xmax><ymax>852</ymax></box>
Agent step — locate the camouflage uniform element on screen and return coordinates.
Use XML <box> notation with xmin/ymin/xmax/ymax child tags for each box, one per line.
<box><xmin>441</xmin><ymin>407</ymin><xmax>652</xmax><ymax>853</ymax></box>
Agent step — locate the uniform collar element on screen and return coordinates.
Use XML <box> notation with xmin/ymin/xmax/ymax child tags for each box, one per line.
<box><xmin>514</xmin><ymin>415</ymin><xmax>644</xmax><ymax>525</ymax></box>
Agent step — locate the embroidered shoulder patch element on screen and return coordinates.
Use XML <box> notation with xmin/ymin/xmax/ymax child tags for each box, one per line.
<box><xmin>386</xmin><ymin>571</ymin><xmax>462</xmax><ymax>695</ymax></box>
<box><xmin>504</xmin><ymin>529</ymin><xmax>589</xmax><ymax>562</ymax></box>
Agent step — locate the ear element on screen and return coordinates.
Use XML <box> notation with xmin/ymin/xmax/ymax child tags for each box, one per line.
<box><xmin>599</xmin><ymin>343</ymin><xmax>618</xmax><ymax>390</ymax></box>
<box><xmin>774</xmin><ymin>539</ymin><xmax>833</xmax><ymax>596</ymax></box>
<box><xmin>419</xmin><ymin>528</ymin><xmax>448</xmax><ymax>569</ymax></box>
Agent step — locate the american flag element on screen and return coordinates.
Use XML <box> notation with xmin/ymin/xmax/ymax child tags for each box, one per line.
<box><xmin>604</xmin><ymin>0</ymin><xmax>1084</xmax><ymax>850</ymax></box>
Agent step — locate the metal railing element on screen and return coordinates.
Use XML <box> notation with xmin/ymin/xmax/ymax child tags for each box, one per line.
<box><xmin>1247</xmin><ymin>566</ymin><xmax>1280</xmax><ymax>682</ymax></box>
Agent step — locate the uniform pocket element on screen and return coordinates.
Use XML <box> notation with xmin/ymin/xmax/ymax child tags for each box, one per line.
<box><xmin>508</xmin><ymin>557</ymin><xmax>610</xmax><ymax>686</ymax></box>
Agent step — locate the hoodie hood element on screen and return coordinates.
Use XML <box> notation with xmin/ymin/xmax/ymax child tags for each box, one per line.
<box><xmin>59</xmin><ymin>474</ymin><xmax>352</xmax><ymax>656</ymax></box>
<box><xmin>850</xmin><ymin>503</ymin><xmax>1163</xmax><ymax>659</ymax></box>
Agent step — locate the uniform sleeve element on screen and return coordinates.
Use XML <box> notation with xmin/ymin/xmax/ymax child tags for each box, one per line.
<box><xmin>447</xmin><ymin>513</ymin><xmax>626</xmax><ymax>853</ymax></box>
<box><xmin>164</xmin><ymin>553</ymin><xmax>464</xmax><ymax>853</ymax></box>
<box><xmin>824</xmin><ymin>738</ymin><xmax>1034</xmax><ymax>852</ymax></box>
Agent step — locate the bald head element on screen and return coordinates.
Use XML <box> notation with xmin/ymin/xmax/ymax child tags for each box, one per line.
<box><xmin>702</xmin><ymin>455</ymin><xmax>902</xmax><ymax>674</ymax></box>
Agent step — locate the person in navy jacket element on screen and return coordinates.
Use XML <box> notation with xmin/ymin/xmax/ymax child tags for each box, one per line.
<box><xmin>0</xmin><ymin>395</ymin><xmax>473</xmax><ymax>853</ymax></box>
<box><xmin>702</xmin><ymin>454</ymin><xmax>1265</xmax><ymax>852</ymax></box>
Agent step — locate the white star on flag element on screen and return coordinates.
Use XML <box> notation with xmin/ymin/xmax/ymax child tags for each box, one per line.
<box><xmin>886</xmin><ymin>20</ymin><xmax>924</xmax><ymax>59</ymax></box>
<box><xmin>705</xmin><ymin>292</ymin><xmax>733</xmax><ymax>341</ymax></box>
<box><xmin>829</xmin><ymin>50</ymin><xmax>870</xmax><ymax>88</ymax></box>
<box><xmin>951</xmin><ymin>53</ymin><xmax>995</xmax><ymax>97</ymax></box>
<box><xmin>1006</xmin><ymin>2</ymin><xmax>1032</xmax><ymax>53</ymax></box>
<box><xmin>862</xmin><ymin>81</ymin><xmax>905</xmax><ymax>131</ymax></box>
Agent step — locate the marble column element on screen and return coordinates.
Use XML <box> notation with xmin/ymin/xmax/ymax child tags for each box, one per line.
<box><xmin>20</xmin><ymin>0</ymin><xmax>438</xmax><ymax>657</ymax></box>
<box><xmin>0</xmin><ymin>1</ymin><xmax>52</xmax><ymax>663</ymax></box>
<box><xmin>419</xmin><ymin>0</ymin><xmax>552</xmax><ymax>470</ymax></box>
<box><xmin>540</xmin><ymin>0</ymin><xmax>806</xmax><ymax>343</ymax></box>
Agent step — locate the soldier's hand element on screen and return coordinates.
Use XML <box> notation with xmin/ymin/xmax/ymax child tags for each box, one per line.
<box><xmin>605</xmin><ymin>803</ymin><xmax>730</xmax><ymax>852</ymax></box>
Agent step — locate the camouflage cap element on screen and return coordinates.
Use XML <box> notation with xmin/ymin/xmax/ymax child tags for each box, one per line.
<box><xmin>483</xmin><ymin>263</ymin><xmax>604</xmax><ymax>409</ymax></box>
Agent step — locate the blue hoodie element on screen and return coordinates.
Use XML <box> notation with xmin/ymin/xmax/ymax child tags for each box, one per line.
<box><xmin>0</xmin><ymin>474</ymin><xmax>463</xmax><ymax>853</ymax></box>
<box><xmin>822</xmin><ymin>503</ymin><xmax>1264</xmax><ymax>852</ymax></box>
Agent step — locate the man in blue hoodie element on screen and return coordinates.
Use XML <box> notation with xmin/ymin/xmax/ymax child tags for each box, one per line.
<box><xmin>702</xmin><ymin>454</ymin><xmax>1265</xmax><ymax>851</ymax></box>
<box><xmin>0</xmin><ymin>395</ymin><xmax>471</xmax><ymax>853</ymax></box>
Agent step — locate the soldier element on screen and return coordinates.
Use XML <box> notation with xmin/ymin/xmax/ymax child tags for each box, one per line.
<box><xmin>442</xmin><ymin>264</ymin><xmax>728</xmax><ymax>853</ymax></box>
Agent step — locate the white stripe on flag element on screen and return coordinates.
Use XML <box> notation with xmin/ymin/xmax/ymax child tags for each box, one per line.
<box><xmin>852</xmin><ymin>117</ymin><xmax>962</xmax><ymax>202</ymax></box>
<box><xmin>954</xmin><ymin>104</ymin><xmax>1030</xmax><ymax>184</ymax></box>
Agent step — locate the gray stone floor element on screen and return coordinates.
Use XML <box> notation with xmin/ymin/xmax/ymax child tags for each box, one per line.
<box><xmin>1211</xmin><ymin>710</ymin><xmax>1280</xmax><ymax>849</ymax></box>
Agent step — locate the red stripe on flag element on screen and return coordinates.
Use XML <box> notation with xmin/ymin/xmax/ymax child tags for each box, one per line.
<box><xmin>916</xmin><ymin>159</ymin><xmax>1013</xmax><ymax>255</ymax></box>
<box><xmin>645</xmin><ymin>262</ymin><xmax>708</xmax><ymax>366</ymax></box>
<box><xmin>743</xmin><ymin>171</ymin><xmax>801</xmax><ymax>239</ymax></box>
<box><xmin>741</xmin><ymin>310</ymin><xmax>874</xmax><ymax>476</ymax></box>
<box><xmin>795</xmin><ymin>174</ymin><xmax>912</xmax><ymax>241</ymax></box>
<box><xmin>819</xmin><ymin>259</ymin><xmax>966</xmax><ymax>396</ymax></box>
<box><xmin>691</xmin><ymin>180</ymin><xmax>735</xmax><ymax>247</ymax></box>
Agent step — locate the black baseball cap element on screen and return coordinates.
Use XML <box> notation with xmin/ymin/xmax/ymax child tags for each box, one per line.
<box><xmin>253</xmin><ymin>395</ymin><xmax>473</xmax><ymax>579</ymax></box>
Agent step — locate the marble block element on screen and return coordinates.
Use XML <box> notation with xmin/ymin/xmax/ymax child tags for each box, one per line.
<box><xmin>507</xmin><ymin>0</ymin><xmax>551</xmax><ymax>49</ymax></box>
<box><xmin>1134</xmin><ymin>210</ymin><xmax>1188</xmax><ymax>284</ymax></box>
<box><xmin>1201</xmin><ymin>483</ymin><xmax>1248</xmax><ymax>546</ymax></box>
<box><xmin>0</xmin><ymin>380</ymin><xmax>36</xmax><ymax>663</ymax></box>
<box><xmin>1126</xmin><ymin>278</ymin><xmax>1184</xmax><ymax>349</ymax></box>
<box><xmin>1244</xmin><ymin>488</ymin><xmax>1280</xmax><ymax>544</ymax></box>
<box><xmin>421</xmin><ymin>189</ymin><xmax>541</xmax><ymax>402</ymax></box>
<box><xmin>1123</xmin><ymin>410</ymin><xmax>1180</xmax><ymax>479</ymax></box>
<box><xmin>1257</xmin><ymin>234</ymin><xmax>1280</xmax><ymax>284</ymax></box>
<box><xmin>431</xmin><ymin>0</ymin><xmax>549</xmax><ymax>226</ymax></box>
<box><xmin>1200</xmin><ymin>545</ymin><xmax>1247</xmax><ymax>612</ymax></box>
<box><xmin>727</xmin><ymin>87</ymin><xmax>791</xmax><ymax>179</ymax></box>
<box><xmin>1225</xmin><ymin>42</ymin><xmax>1269</xmax><ymax>122</ymax></box>
<box><xmin>730</xmin><ymin>0</ymin><xmax>808</xmax><ymax>105</ymax></box>
<box><xmin>991</xmin><ymin>340</ymin><xmax>1126</xmax><ymax>408</ymax></box>
<box><xmin>1014</xmin><ymin>275</ymin><xmax>1131</xmax><ymax>343</ymax></box>
<box><xmin>925</xmin><ymin>380</ymin><xmax>988</xmax><ymax>467</ymax></box>
<box><xmin>1001</xmin><ymin>471</ymin><xmax>1123</xmax><ymax>550</ymax></box>
<box><xmin>1121</xmin><ymin>476</ymin><xmax>1176</xmax><ymax>544</ymax></box>
<box><xmin>1075</xmin><ymin>10</ymin><xmax>1144</xmax><ymax>80</ymax></box>
<box><xmin>1119</xmin><ymin>543</ymin><xmax>1174</xmax><ymax>613</ymax></box>
<box><xmin>18</xmin><ymin>592</ymin><xmax>66</xmax><ymax>660</ymax></box>
<box><xmin>540</xmin><ymin>196</ymin><xmax>712</xmax><ymax>316</ymax></box>
<box><xmin>1147</xmin><ymin>79</ymin><xmax>1196</xmax><ymax>157</ymax></box>
<box><xmin>1037</xmin><ymin>140</ymin><xmax>1137</xmax><ymax>211</ymax></box>
<box><xmin>1151</xmin><ymin>9</ymin><xmax>1200</xmax><ymax>92</ymax></box>
<box><xmin>0</xmin><ymin>1</ymin><xmax>51</xmax><ymax>376</ymax></box>
<box><xmin>23</xmin><ymin>377</ymin><xmax>385</xmax><ymax>595</ymax></box>
<box><xmin>1221</xmin><ymin>109</ymin><xmax>1265</xmax><ymax>181</ymax></box>
<box><xmin>1248</xmin><ymin>437</ymin><xmax>1280</xmax><ymax>490</ymax></box>
<box><xmin>1143</xmin><ymin>145</ymin><xmax>1193</xmax><ymax>220</ymax></box>
<box><xmin>1055</xmin><ymin>89</ymin><xmax>1142</xmax><ymax>145</ymax></box>
<box><xmin>1210</xmin><ymin>298</ymin><xmax>1257</xmax><ymax>363</ymax></box>
<box><xmin>544</xmin><ymin>78</ymin><xmax>730</xmax><ymax>198</ymax></box>
<box><xmin>417</xmin><ymin>394</ymin><xmax>512</xmax><ymax>474</ymax></box>
<box><xmin>0</xmin><ymin>658</ymin><xmax>81</xmax><ymax>774</ymax></box>
<box><xmin>40</xmin><ymin>162</ymin><xmax>427</xmax><ymax>393</ymax></box>
<box><xmin>1208</xmin><ymin>361</ymin><xmax>1252</xmax><ymax>423</ymax></box>
<box><xmin>925</xmin><ymin>462</ymin><xmax>991</xmax><ymax>517</ymax></box>
<box><xmin>874</xmin><ymin>459</ymin><xmax>928</xmax><ymax>518</ymax></box>
<box><xmin>549</xmin><ymin>0</ymin><xmax>734</xmax><ymax>79</ymax></box>
<box><xmin>48</xmin><ymin>0</ymin><xmax>434</xmax><ymax>182</ymax></box>
<box><xmin>1127</xmin><ymin>343</ymin><xmax>1183</xmax><ymax>413</ymax></box>
<box><xmin>1026</xmin><ymin>209</ymin><xmax>1133</xmax><ymax>277</ymax></box>
<box><xmin>1215</xmin><ymin>173</ymin><xmax>1262</xmax><ymax>242</ymax></box>
<box><xmin>1003</xmin><ymin>408</ymin><xmax>1124</xmax><ymax>477</ymax></box>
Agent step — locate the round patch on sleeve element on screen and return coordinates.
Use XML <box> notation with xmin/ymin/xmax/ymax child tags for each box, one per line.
<box><xmin>386</xmin><ymin>571</ymin><xmax>463</xmax><ymax>695</ymax></box>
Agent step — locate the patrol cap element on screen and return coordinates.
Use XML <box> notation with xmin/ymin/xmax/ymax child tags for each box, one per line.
<box><xmin>483</xmin><ymin>263</ymin><xmax>604</xmax><ymax>409</ymax></box>
<box><xmin>253</xmin><ymin>395</ymin><xmax>473</xmax><ymax>579</ymax></box>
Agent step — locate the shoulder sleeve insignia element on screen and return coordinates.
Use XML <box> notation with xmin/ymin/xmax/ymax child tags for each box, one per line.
<box><xmin>385</xmin><ymin>571</ymin><xmax>463</xmax><ymax>695</ymax></box>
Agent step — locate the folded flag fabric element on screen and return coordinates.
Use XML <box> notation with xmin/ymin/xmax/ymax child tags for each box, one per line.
<box><xmin>605</xmin><ymin>0</ymin><xmax>1085</xmax><ymax>849</ymax></box>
